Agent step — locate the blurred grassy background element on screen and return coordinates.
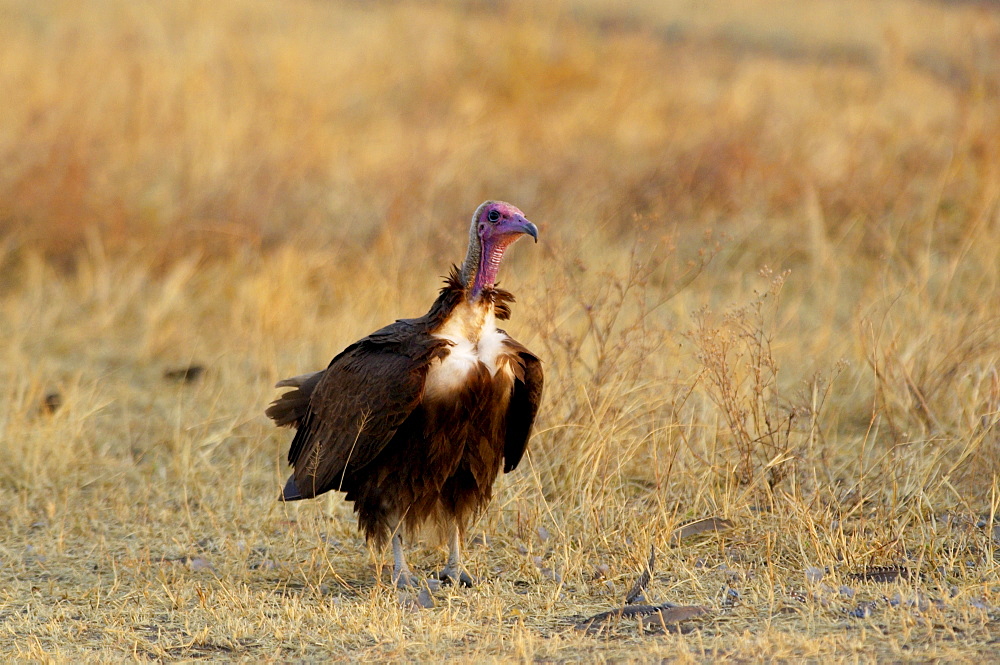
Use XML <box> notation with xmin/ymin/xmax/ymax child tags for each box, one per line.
<box><xmin>1</xmin><ymin>0</ymin><xmax>999</xmax><ymax>660</ymax></box>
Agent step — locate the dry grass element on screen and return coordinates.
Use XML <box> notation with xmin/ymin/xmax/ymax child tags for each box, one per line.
<box><xmin>2</xmin><ymin>0</ymin><xmax>1000</xmax><ymax>660</ymax></box>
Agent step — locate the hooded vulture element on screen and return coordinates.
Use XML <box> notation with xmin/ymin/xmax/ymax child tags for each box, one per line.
<box><xmin>266</xmin><ymin>201</ymin><xmax>543</xmax><ymax>588</ymax></box>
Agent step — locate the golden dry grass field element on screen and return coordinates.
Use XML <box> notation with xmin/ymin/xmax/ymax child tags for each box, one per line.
<box><xmin>2</xmin><ymin>0</ymin><xmax>1000</xmax><ymax>661</ymax></box>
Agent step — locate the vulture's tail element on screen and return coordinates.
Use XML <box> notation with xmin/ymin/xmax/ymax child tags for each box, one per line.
<box><xmin>265</xmin><ymin>371</ymin><xmax>324</xmax><ymax>428</ymax></box>
<box><xmin>279</xmin><ymin>474</ymin><xmax>303</xmax><ymax>501</ymax></box>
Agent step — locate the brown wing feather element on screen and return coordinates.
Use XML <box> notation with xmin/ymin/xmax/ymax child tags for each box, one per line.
<box><xmin>285</xmin><ymin>322</ymin><xmax>448</xmax><ymax>499</ymax></box>
<box><xmin>502</xmin><ymin>339</ymin><xmax>543</xmax><ymax>473</ymax></box>
<box><xmin>265</xmin><ymin>371</ymin><xmax>324</xmax><ymax>428</ymax></box>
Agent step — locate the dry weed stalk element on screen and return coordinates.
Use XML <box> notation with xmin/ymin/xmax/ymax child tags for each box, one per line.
<box><xmin>689</xmin><ymin>268</ymin><xmax>842</xmax><ymax>489</ymax></box>
<box><xmin>525</xmin><ymin>234</ymin><xmax>717</xmax><ymax>502</ymax></box>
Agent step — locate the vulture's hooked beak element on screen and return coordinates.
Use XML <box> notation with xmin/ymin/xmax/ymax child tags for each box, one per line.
<box><xmin>518</xmin><ymin>217</ymin><xmax>539</xmax><ymax>243</ymax></box>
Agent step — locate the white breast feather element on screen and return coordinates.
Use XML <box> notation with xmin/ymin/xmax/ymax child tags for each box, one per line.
<box><xmin>424</xmin><ymin>306</ymin><xmax>514</xmax><ymax>401</ymax></box>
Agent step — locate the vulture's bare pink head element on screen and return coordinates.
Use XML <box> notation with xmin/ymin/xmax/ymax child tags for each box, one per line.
<box><xmin>462</xmin><ymin>200</ymin><xmax>538</xmax><ymax>300</ymax></box>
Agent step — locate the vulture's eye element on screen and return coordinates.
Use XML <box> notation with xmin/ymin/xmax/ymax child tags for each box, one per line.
<box><xmin>487</xmin><ymin>210</ymin><xmax>501</xmax><ymax>223</ymax></box>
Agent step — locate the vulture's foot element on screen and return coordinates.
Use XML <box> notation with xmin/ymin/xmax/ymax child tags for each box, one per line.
<box><xmin>392</xmin><ymin>569</ymin><xmax>422</xmax><ymax>589</ymax></box>
<box><xmin>432</xmin><ymin>568</ymin><xmax>475</xmax><ymax>588</ymax></box>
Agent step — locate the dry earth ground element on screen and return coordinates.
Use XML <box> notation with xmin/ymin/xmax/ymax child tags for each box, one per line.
<box><xmin>1</xmin><ymin>0</ymin><xmax>1000</xmax><ymax>661</ymax></box>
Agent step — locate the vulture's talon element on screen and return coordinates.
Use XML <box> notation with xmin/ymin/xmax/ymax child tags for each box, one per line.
<box><xmin>433</xmin><ymin>569</ymin><xmax>476</xmax><ymax>588</ymax></box>
<box><xmin>393</xmin><ymin>570</ymin><xmax>422</xmax><ymax>589</ymax></box>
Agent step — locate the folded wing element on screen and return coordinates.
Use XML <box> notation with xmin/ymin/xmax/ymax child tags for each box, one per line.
<box><xmin>502</xmin><ymin>339</ymin><xmax>543</xmax><ymax>473</ymax></box>
<box><xmin>277</xmin><ymin>323</ymin><xmax>447</xmax><ymax>500</ymax></box>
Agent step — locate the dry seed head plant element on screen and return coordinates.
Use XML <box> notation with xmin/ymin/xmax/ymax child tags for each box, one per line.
<box><xmin>1</xmin><ymin>0</ymin><xmax>1000</xmax><ymax>661</ymax></box>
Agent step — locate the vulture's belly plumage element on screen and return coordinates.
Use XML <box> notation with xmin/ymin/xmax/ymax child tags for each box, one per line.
<box><xmin>353</xmin><ymin>302</ymin><xmax>518</xmax><ymax>538</ymax></box>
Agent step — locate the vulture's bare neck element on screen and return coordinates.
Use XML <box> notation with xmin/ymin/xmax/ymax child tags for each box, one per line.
<box><xmin>458</xmin><ymin>220</ymin><xmax>483</xmax><ymax>300</ymax></box>
<box><xmin>459</xmin><ymin>220</ymin><xmax>514</xmax><ymax>303</ymax></box>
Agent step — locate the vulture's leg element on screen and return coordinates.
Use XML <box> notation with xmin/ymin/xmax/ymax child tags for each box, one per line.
<box><xmin>433</xmin><ymin>523</ymin><xmax>475</xmax><ymax>587</ymax></box>
<box><xmin>390</xmin><ymin>532</ymin><xmax>420</xmax><ymax>589</ymax></box>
